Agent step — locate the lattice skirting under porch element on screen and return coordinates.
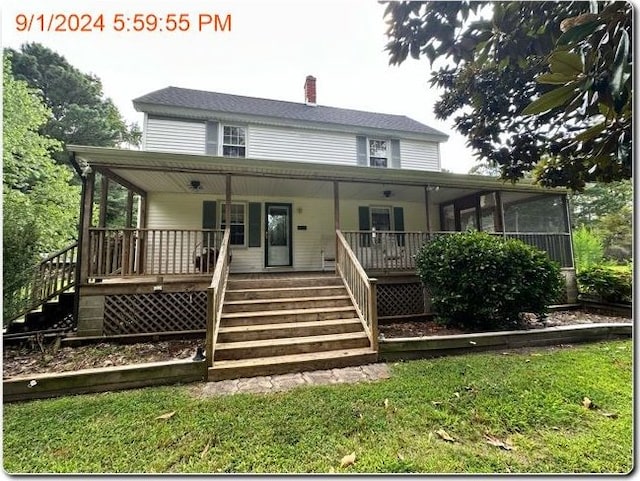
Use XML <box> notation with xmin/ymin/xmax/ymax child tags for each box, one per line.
<box><xmin>103</xmin><ymin>291</ymin><xmax>207</xmax><ymax>335</ymax></box>
<box><xmin>376</xmin><ymin>282</ymin><xmax>426</xmax><ymax>318</ymax></box>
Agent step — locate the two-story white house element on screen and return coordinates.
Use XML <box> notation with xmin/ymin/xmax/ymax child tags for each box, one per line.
<box><xmin>65</xmin><ymin>76</ymin><xmax>576</xmax><ymax>379</ymax></box>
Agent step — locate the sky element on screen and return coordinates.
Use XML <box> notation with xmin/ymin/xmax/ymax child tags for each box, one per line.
<box><xmin>2</xmin><ymin>0</ymin><xmax>477</xmax><ymax>173</ymax></box>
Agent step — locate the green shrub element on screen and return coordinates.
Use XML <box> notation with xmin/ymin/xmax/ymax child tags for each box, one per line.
<box><xmin>577</xmin><ymin>265</ymin><xmax>632</xmax><ymax>303</ymax></box>
<box><xmin>572</xmin><ymin>225</ymin><xmax>604</xmax><ymax>272</ymax></box>
<box><xmin>416</xmin><ymin>232</ymin><xmax>564</xmax><ymax>331</ymax></box>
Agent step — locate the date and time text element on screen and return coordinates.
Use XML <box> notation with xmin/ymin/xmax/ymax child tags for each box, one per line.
<box><xmin>15</xmin><ymin>12</ymin><xmax>232</xmax><ymax>33</ymax></box>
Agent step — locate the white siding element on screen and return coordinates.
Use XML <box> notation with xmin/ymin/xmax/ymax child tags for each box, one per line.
<box><xmin>145</xmin><ymin>192</ymin><xmax>431</xmax><ymax>273</ymax></box>
<box><xmin>399</xmin><ymin>139</ymin><xmax>440</xmax><ymax>171</ymax></box>
<box><xmin>142</xmin><ymin>117</ymin><xmax>442</xmax><ymax>172</ymax></box>
<box><xmin>249</xmin><ymin>125</ymin><xmax>357</xmax><ymax>166</ymax></box>
<box><xmin>145</xmin><ymin>117</ymin><xmax>206</xmax><ymax>154</ymax></box>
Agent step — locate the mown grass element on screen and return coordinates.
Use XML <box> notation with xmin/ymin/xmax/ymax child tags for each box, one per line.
<box><xmin>3</xmin><ymin>340</ymin><xmax>632</xmax><ymax>474</ymax></box>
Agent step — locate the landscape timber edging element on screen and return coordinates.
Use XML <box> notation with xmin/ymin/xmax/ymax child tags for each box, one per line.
<box><xmin>3</xmin><ymin>359</ymin><xmax>206</xmax><ymax>403</ymax></box>
<box><xmin>379</xmin><ymin>323</ymin><xmax>632</xmax><ymax>361</ymax></box>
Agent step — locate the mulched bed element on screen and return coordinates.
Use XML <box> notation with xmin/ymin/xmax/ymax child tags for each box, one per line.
<box><xmin>2</xmin><ymin>310</ymin><xmax>631</xmax><ymax>379</ymax></box>
<box><xmin>379</xmin><ymin>310</ymin><xmax>631</xmax><ymax>339</ymax></box>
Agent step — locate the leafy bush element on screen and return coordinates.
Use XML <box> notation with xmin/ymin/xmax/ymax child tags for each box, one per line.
<box><xmin>572</xmin><ymin>225</ymin><xmax>604</xmax><ymax>272</ymax></box>
<box><xmin>416</xmin><ymin>232</ymin><xmax>564</xmax><ymax>331</ymax></box>
<box><xmin>577</xmin><ymin>265</ymin><xmax>632</xmax><ymax>303</ymax></box>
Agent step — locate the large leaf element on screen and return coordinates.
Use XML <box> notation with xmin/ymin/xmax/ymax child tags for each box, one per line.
<box><xmin>549</xmin><ymin>51</ymin><xmax>584</xmax><ymax>75</ymax></box>
<box><xmin>557</xmin><ymin>19</ymin><xmax>604</xmax><ymax>45</ymax></box>
<box><xmin>537</xmin><ymin>72</ymin><xmax>578</xmax><ymax>85</ymax></box>
<box><xmin>522</xmin><ymin>84</ymin><xmax>577</xmax><ymax>115</ymax></box>
<box><xmin>573</xmin><ymin>122</ymin><xmax>606</xmax><ymax>143</ymax></box>
<box><xmin>610</xmin><ymin>29</ymin><xmax>629</xmax><ymax>98</ymax></box>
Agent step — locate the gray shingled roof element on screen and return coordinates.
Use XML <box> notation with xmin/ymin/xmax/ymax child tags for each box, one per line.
<box><xmin>133</xmin><ymin>86</ymin><xmax>447</xmax><ymax>137</ymax></box>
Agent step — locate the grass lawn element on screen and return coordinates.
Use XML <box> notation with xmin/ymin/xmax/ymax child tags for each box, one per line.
<box><xmin>3</xmin><ymin>340</ymin><xmax>632</xmax><ymax>474</ymax></box>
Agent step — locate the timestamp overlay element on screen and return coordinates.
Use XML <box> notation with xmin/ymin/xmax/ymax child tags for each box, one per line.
<box><xmin>14</xmin><ymin>12</ymin><xmax>232</xmax><ymax>33</ymax></box>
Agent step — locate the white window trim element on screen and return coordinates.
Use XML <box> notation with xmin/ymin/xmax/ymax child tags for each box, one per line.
<box><xmin>220</xmin><ymin>201</ymin><xmax>248</xmax><ymax>248</ymax></box>
<box><xmin>220</xmin><ymin>124</ymin><xmax>248</xmax><ymax>158</ymax></box>
<box><xmin>367</xmin><ymin>138</ymin><xmax>390</xmax><ymax>168</ymax></box>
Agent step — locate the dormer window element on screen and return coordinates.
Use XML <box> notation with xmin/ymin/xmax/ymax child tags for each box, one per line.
<box><xmin>368</xmin><ymin>139</ymin><xmax>388</xmax><ymax>167</ymax></box>
<box><xmin>222</xmin><ymin>125</ymin><xmax>246</xmax><ymax>158</ymax></box>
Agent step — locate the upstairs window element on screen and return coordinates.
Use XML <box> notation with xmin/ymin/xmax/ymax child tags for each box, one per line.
<box><xmin>222</xmin><ymin>126</ymin><xmax>246</xmax><ymax>158</ymax></box>
<box><xmin>368</xmin><ymin>139</ymin><xmax>388</xmax><ymax>167</ymax></box>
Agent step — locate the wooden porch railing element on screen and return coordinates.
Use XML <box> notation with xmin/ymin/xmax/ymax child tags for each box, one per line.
<box><xmin>341</xmin><ymin>231</ymin><xmax>430</xmax><ymax>271</ymax></box>
<box><xmin>342</xmin><ymin>230</ymin><xmax>574</xmax><ymax>270</ymax></box>
<box><xmin>3</xmin><ymin>242</ymin><xmax>77</xmax><ymax>324</ymax></box>
<box><xmin>87</xmin><ymin>228</ymin><xmax>225</xmax><ymax>278</ymax></box>
<box><xmin>205</xmin><ymin>229</ymin><xmax>231</xmax><ymax>367</ymax></box>
<box><xmin>336</xmin><ymin>230</ymin><xmax>378</xmax><ymax>351</ymax></box>
<box><xmin>500</xmin><ymin>232</ymin><xmax>573</xmax><ymax>268</ymax></box>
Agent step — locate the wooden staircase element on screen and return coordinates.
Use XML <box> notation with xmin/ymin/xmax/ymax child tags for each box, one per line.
<box><xmin>208</xmin><ymin>273</ymin><xmax>378</xmax><ymax>380</ymax></box>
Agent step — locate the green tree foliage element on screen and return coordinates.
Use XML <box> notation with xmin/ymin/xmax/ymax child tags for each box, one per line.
<box><xmin>416</xmin><ymin>232</ymin><xmax>563</xmax><ymax>330</ymax></box>
<box><xmin>570</xmin><ymin>179</ymin><xmax>631</xmax><ymax>262</ymax></box>
<box><xmin>385</xmin><ymin>1</ymin><xmax>632</xmax><ymax>190</ymax></box>
<box><xmin>572</xmin><ymin>225</ymin><xmax>604</xmax><ymax>272</ymax></box>
<box><xmin>7</xmin><ymin>43</ymin><xmax>141</xmax><ymax>149</ymax></box>
<box><xmin>3</xmin><ymin>55</ymin><xmax>80</xmax><ymax>308</ymax></box>
<box><xmin>7</xmin><ymin>43</ymin><xmax>141</xmax><ymax>227</ymax></box>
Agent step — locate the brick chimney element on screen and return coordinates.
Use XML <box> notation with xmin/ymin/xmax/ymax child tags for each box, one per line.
<box><xmin>304</xmin><ymin>75</ymin><xmax>317</xmax><ymax>105</ymax></box>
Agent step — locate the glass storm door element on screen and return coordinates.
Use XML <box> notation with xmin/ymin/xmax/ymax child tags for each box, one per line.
<box><xmin>265</xmin><ymin>203</ymin><xmax>292</xmax><ymax>267</ymax></box>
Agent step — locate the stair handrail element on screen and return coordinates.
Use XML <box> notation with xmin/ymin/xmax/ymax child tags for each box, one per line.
<box><xmin>335</xmin><ymin>230</ymin><xmax>378</xmax><ymax>351</ymax></box>
<box><xmin>205</xmin><ymin>228</ymin><xmax>231</xmax><ymax>368</ymax></box>
<box><xmin>3</xmin><ymin>241</ymin><xmax>78</xmax><ymax>324</ymax></box>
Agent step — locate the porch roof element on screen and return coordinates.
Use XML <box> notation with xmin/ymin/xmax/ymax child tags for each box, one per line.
<box><xmin>70</xmin><ymin>145</ymin><xmax>567</xmax><ymax>197</ymax></box>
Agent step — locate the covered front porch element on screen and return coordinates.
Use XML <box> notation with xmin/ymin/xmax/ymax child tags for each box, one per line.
<box><xmin>70</xmin><ymin>146</ymin><xmax>576</xmax><ymax>339</ymax></box>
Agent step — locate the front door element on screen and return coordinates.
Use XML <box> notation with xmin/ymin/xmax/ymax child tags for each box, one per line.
<box><xmin>265</xmin><ymin>203</ymin><xmax>292</xmax><ymax>267</ymax></box>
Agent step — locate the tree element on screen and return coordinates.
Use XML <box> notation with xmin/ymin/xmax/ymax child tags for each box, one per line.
<box><xmin>570</xmin><ymin>179</ymin><xmax>632</xmax><ymax>226</ymax></box>
<box><xmin>7</xmin><ymin>43</ymin><xmax>141</xmax><ymax>149</ymax></box>
<box><xmin>3</xmin><ymin>54</ymin><xmax>80</xmax><ymax>306</ymax></box>
<box><xmin>7</xmin><ymin>43</ymin><xmax>141</xmax><ymax>227</ymax></box>
<box><xmin>385</xmin><ymin>1</ymin><xmax>632</xmax><ymax>190</ymax></box>
<box><xmin>569</xmin><ymin>179</ymin><xmax>631</xmax><ymax>262</ymax></box>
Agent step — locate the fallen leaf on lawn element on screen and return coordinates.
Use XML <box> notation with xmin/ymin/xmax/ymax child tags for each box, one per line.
<box><xmin>340</xmin><ymin>452</ymin><xmax>356</xmax><ymax>468</ymax></box>
<box><xmin>582</xmin><ymin>397</ymin><xmax>595</xmax><ymax>409</ymax></box>
<box><xmin>431</xmin><ymin>401</ymin><xmax>442</xmax><ymax>407</ymax></box>
<box><xmin>454</xmin><ymin>392</ymin><xmax>460</xmax><ymax>398</ymax></box>
<box><xmin>435</xmin><ymin>429</ymin><xmax>456</xmax><ymax>442</ymax></box>
<box><xmin>397</xmin><ymin>452</ymin><xmax>405</xmax><ymax>461</ymax></box>
<box><xmin>484</xmin><ymin>434</ymin><xmax>513</xmax><ymax>451</ymax></box>
<box><xmin>601</xmin><ymin>412</ymin><xmax>618</xmax><ymax>419</ymax></box>
<box><xmin>155</xmin><ymin>411</ymin><xmax>176</xmax><ymax>420</ymax></box>
<box><xmin>384</xmin><ymin>398</ymin><xmax>389</xmax><ymax>409</ymax></box>
<box><xmin>200</xmin><ymin>442</ymin><xmax>211</xmax><ymax>459</ymax></box>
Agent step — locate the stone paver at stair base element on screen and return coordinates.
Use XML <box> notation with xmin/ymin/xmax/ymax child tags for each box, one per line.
<box><xmin>192</xmin><ymin>363</ymin><xmax>390</xmax><ymax>397</ymax></box>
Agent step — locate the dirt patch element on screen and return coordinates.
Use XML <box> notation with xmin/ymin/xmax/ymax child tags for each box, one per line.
<box><xmin>3</xmin><ymin>339</ymin><xmax>201</xmax><ymax>379</ymax></box>
<box><xmin>2</xmin><ymin>310</ymin><xmax>630</xmax><ymax>378</ymax></box>
<box><xmin>379</xmin><ymin>310</ymin><xmax>630</xmax><ymax>338</ymax></box>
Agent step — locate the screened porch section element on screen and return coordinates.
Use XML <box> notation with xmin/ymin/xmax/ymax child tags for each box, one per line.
<box><xmin>342</xmin><ymin>191</ymin><xmax>574</xmax><ymax>272</ymax></box>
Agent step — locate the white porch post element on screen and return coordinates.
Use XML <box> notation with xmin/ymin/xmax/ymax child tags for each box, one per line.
<box><xmin>424</xmin><ymin>186</ymin><xmax>431</xmax><ymax>233</ymax></box>
<box><xmin>225</xmin><ymin>174</ymin><xmax>232</xmax><ymax>239</ymax></box>
<box><xmin>333</xmin><ymin>181</ymin><xmax>340</xmax><ymax>268</ymax></box>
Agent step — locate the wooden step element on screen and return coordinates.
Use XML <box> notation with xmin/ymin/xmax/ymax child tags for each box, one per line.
<box><xmin>217</xmin><ymin>318</ymin><xmax>363</xmax><ymax>342</ymax></box>
<box><xmin>227</xmin><ymin>276</ymin><xmax>343</xmax><ymax>290</ymax></box>
<box><xmin>214</xmin><ymin>332</ymin><xmax>370</xmax><ymax>360</ymax></box>
<box><xmin>223</xmin><ymin>295</ymin><xmax>352</xmax><ymax>313</ymax></box>
<box><xmin>225</xmin><ymin>285</ymin><xmax>347</xmax><ymax>301</ymax></box>
<box><xmin>220</xmin><ymin>306</ymin><xmax>358</xmax><ymax>326</ymax></box>
<box><xmin>208</xmin><ymin>347</ymin><xmax>378</xmax><ymax>381</ymax></box>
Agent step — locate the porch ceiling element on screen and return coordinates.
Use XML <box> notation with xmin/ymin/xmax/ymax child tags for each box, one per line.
<box><xmin>71</xmin><ymin>145</ymin><xmax>567</xmax><ymax>198</ymax></box>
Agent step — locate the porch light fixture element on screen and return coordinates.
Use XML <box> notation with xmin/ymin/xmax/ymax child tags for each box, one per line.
<box><xmin>383</xmin><ymin>190</ymin><xmax>392</xmax><ymax>198</ymax></box>
<box><xmin>189</xmin><ymin>180</ymin><xmax>202</xmax><ymax>191</ymax></box>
